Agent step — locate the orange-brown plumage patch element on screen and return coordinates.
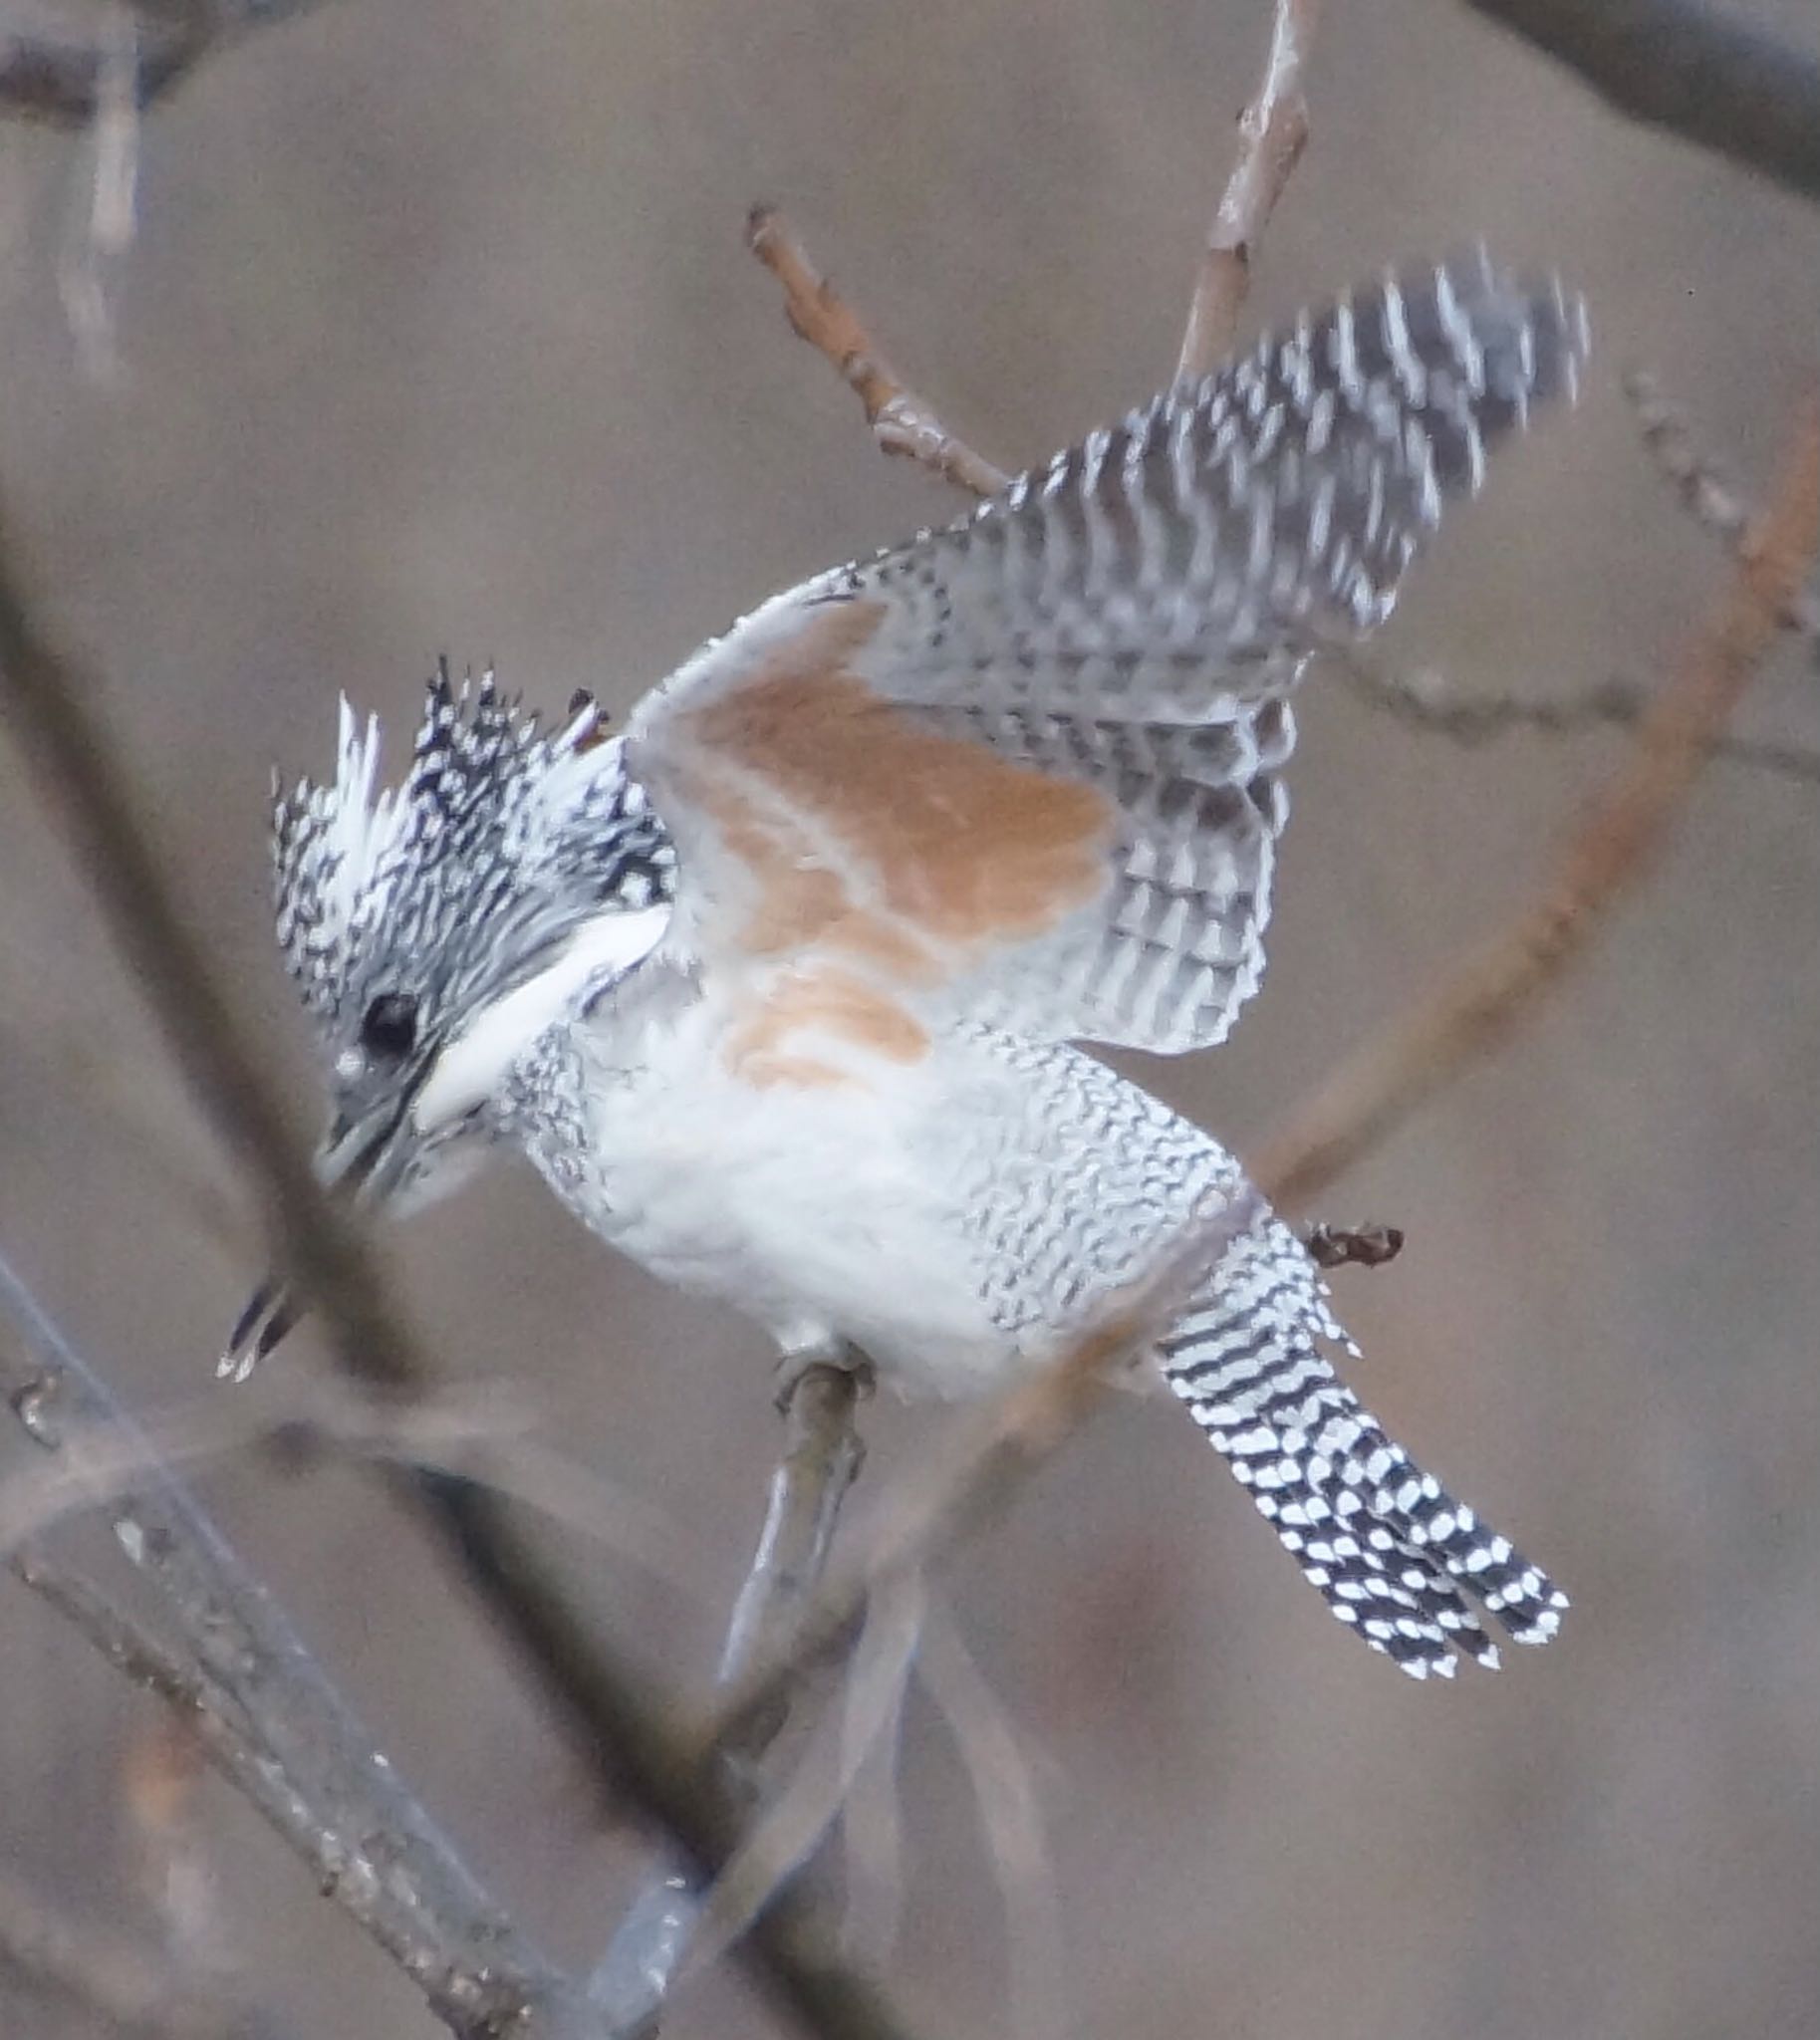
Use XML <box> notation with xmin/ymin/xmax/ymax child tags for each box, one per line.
<box><xmin>682</xmin><ymin>602</ymin><xmax>1116</xmax><ymax>977</ymax></box>
<box><xmin>724</xmin><ymin>964</ymin><xmax>930</xmax><ymax>1088</ymax></box>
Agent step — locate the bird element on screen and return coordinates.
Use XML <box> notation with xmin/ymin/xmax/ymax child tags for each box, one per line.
<box><xmin>228</xmin><ymin>256</ymin><xmax>1585</xmax><ymax>1677</ymax></box>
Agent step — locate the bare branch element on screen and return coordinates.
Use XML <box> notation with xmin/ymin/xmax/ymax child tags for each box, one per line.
<box><xmin>746</xmin><ymin>205</ymin><xmax>1011</xmax><ymax>498</ymax></box>
<box><xmin>1625</xmin><ymin>369</ymin><xmax>1820</xmax><ymax>637</ymax></box>
<box><xmin>1457</xmin><ymin>0</ymin><xmax>1820</xmax><ymax>207</ymax></box>
<box><xmin>1175</xmin><ymin>0</ymin><xmax>1322</xmax><ymax>382</ymax></box>
<box><xmin>689</xmin><ymin>1572</ymin><xmax>926</xmax><ymax>1984</ymax></box>
<box><xmin>0</xmin><ymin>1250</ymin><xmax>577</xmax><ymax>2040</ymax></box>
<box><xmin>0</xmin><ymin>482</ymin><xmax>935</xmax><ymax>2040</ymax></box>
<box><xmin>592</xmin><ymin>1358</ymin><xmax>868</xmax><ymax>2033</ymax></box>
<box><xmin>1253</xmin><ymin>391</ymin><xmax>1820</xmax><ymax>1211</ymax></box>
<box><xmin>699</xmin><ymin>1190</ymin><xmax>1262</xmax><ymax>1800</ymax></box>
<box><xmin>916</xmin><ymin>1605</ymin><xmax>1066</xmax><ymax>2040</ymax></box>
<box><xmin>0</xmin><ymin>1857</ymin><xmax>256</xmax><ymax>2040</ymax></box>
<box><xmin>0</xmin><ymin>0</ymin><xmax>332</xmax><ymax>128</ymax></box>
<box><xmin>1331</xmin><ymin>650</ymin><xmax>1820</xmax><ymax>784</ymax></box>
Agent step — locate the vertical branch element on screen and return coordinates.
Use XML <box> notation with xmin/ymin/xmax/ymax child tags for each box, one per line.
<box><xmin>1175</xmin><ymin>0</ymin><xmax>1322</xmax><ymax>382</ymax></box>
<box><xmin>592</xmin><ymin>1359</ymin><xmax>867</xmax><ymax>2035</ymax></box>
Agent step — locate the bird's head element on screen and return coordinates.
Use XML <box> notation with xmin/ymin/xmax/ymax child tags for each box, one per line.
<box><xmin>222</xmin><ymin>664</ymin><xmax>674</xmax><ymax>1377</ymax></box>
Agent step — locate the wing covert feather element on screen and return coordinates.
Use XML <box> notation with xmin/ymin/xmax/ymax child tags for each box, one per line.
<box><xmin>629</xmin><ymin>258</ymin><xmax>1587</xmax><ymax>1059</ymax></box>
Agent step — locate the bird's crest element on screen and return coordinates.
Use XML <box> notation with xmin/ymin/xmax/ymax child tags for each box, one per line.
<box><xmin>272</xmin><ymin>664</ymin><xmax>674</xmax><ymax>1043</ymax></box>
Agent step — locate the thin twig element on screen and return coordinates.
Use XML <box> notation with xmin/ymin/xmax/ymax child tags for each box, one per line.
<box><xmin>0</xmin><ymin>1251</ymin><xmax>577</xmax><ymax>2040</ymax></box>
<box><xmin>1330</xmin><ymin>651</ymin><xmax>1820</xmax><ymax>785</ymax></box>
<box><xmin>689</xmin><ymin>1571</ymin><xmax>926</xmax><ymax>1985</ymax></box>
<box><xmin>1253</xmin><ymin>393</ymin><xmax>1820</xmax><ymax>1211</ymax></box>
<box><xmin>1175</xmin><ymin>0</ymin><xmax>1321</xmax><ymax>382</ymax></box>
<box><xmin>746</xmin><ymin>205</ymin><xmax>1011</xmax><ymax>498</ymax></box>
<box><xmin>591</xmin><ymin>1359</ymin><xmax>868</xmax><ymax>2035</ymax></box>
<box><xmin>0</xmin><ymin>1858</ymin><xmax>257</xmax><ymax>2040</ymax></box>
<box><xmin>11</xmin><ymin>1551</ymin><xmax>515</xmax><ymax>2039</ymax></box>
<box><xmin>1624</xmin><ymin>369</ymin><xmax>1820</xmax><ymax>636</ymax></box>
<box><xmin>1457</xmin><ymin>0</ymin><xmax>1820</xmax><ymax>207</ymax></box>
<box><xmin>916</xmin><ymin>1605</ymin><xmax>1066</xmax><ymax>2040</ymax></box>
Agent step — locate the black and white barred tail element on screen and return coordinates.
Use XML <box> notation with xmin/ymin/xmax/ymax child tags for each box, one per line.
<box><xmin>1158</xmin><ymin>1203</ymin><xmax>1567</xmax><ymax>1678</ymax></box>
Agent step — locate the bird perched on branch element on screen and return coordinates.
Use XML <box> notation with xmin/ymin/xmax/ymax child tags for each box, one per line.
<box><xmin>229</xmin><ymin>257</ymin><xmax>1584</xmax><ymax>1677</ymax></box>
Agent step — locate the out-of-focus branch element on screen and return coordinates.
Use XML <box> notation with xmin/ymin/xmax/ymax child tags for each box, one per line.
<box><xmin>0</xmin><ymin>1858</ymin><xmax>254</xmax><ymax>2040</ymax></box>
<box><xmin>1175</xmin><ymin>0</ymin><xmax>1321</xmax><ymax>382</ymax></box>
<box><xmin>0</xmin><ymin>533</ymin><xmax>928</xmax><ymax>2040</ymax></box>
<box><xmin>1253</xmin><ymin>392</ymin><xmax>1820</xmax><ymax>1211</ymax></box>
<box><xmin>748</xmin><ymin>1</ymin><xmax>1326</xmax><ymax>494</ymax></box>
<box><xmin>1332</xmin><ymin>653</ymin><xmax>1820</xmax><ymax>786</ymax></box>
<box><xmin>1625</xmin><ymin>369</ymin><xmax>1820</xmax><ymax>638</ymax></box>
<box><xmin>0</xmin><ymin>1249</ymin><xmax>577</xmax><ymax>2040</ymax></box>
<box><xmin>1458</xmin><ymin>0</ymin><xmax>1820</xmax><ymax>207</ymax></box>
<box><xmin>582</xmin><ymin>1204</ymin><xmax>1243</xmax><ymax>2027</ymax></box>
<box><xmin>747</xmin><ymin>205</ymin><xmax>1010</xmax><ymax>498</ymax></box>
<box><xmin>0</xmin><ymin>0</ymin><xmax>331</xmax><ymax>128</ymax></box>
<box><xmin>592</xmin><ymin>1358</ymin><xmax>868</xmax><ymax>2035</ymax></box>
<box><xmin>688</xmin><ymin>1570</ymin><xmax>925</xmax><ymax>1990</ymax></box>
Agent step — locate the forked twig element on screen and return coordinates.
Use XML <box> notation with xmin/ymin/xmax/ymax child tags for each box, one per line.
<box><xmin>0</xmin><ymin>0</ymin><xmax>332</xmax><ymax>128</ymax></box>
<box><xmin>0</xmin><ymin>1249</ymin><xmax>572</xmax><ymax>2040</ymax></box>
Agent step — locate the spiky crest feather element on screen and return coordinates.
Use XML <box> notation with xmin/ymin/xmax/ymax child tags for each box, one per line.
<box><xmin>271</xmin><ymin>665</ymin><xmax>675</xmax><ymax>1046</ymax></box>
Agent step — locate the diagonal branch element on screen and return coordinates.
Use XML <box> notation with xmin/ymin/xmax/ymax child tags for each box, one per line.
<box><xmin>1252</xmin><ymin>392</ymin><xmax>1820</xmax><ymax>1211</ymax></box>
<box><xmin>1331</xmin><ymin>651</ymin><xmax>1820</xmax><ymax>786</ymax></box>
<box><xmin>747</xmin><ymin>205</ymin><xmax>1011</xmax><ymax>498</ymax></box>
<box><xmin>0</xmin><ymin>1248</ymin><xmax>578</xmax><ymax>2040</ymax></box>
<box><xmin>1457</xmin><ymin>0</ymin><xmax>1820</xmax><ymax>208</ymax></box>
<box><xmin>0</xmin><ymin>513</ymin><xmax>929</xmax><ymax>2040</ymax></box>
<box><xmin>1175</xmin><ymin>0</ymin><xmax>1322</xmax><ymax>382</ymax></box>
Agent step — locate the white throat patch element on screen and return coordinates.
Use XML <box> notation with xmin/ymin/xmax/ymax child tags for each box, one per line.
<box><xmin>413</xmin><ymin>907</ymin><xmax>668</xmax><ymax>1131</ymax></box>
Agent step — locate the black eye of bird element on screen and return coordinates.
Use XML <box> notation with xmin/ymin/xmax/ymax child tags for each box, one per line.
<box><xmin>360</xmin><ymin>991</ymin><xmax>419</xmax><ymax>1060</ymax></box>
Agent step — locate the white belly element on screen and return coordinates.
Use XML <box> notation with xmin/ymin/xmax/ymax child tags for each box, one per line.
<box><xmin>547</xmin><ymin>1002</ymin><xmax>1016</xmax><ymax>1398</ymax></box>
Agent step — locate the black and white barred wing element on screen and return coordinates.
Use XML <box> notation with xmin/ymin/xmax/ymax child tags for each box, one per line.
<box><xmin>630</xmin><ymin>258</ymin><xmax>1586</xmax><ymax>1061</ymax></box>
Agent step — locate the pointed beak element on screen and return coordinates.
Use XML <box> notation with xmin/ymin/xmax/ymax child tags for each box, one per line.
<box><xmin>220</xmin><ymin>1276</ymin><xmax>301</xmax><ymax>1383</ymax></box>
<box><xmin>217</xmin><ymin>1095</ymin><xmax>414</xmax><ymax>1383</ymax></box>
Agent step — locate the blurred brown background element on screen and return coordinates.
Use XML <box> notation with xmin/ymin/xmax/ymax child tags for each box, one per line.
<box><xmin>2</xmin><ymin>2</ymin><xmax>1818</xmax><ymax>2035</ymax></box>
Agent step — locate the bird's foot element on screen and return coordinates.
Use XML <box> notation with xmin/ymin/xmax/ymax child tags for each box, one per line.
<box><xmin>772</xmin><ymin>1338</ymin><xmax>875</xmax><ymax>1416</ymax></box>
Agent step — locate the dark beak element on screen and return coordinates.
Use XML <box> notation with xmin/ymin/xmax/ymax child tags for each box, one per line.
<box><xmin>216</xmin><ymin>1096</ymin><xmax>411</xmax><ymax>1383</ymax></box>
<box><xmin>220</xmin><ymin>1277</ymin><xmax>301</xmax><ymax>1383</ymax></box>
